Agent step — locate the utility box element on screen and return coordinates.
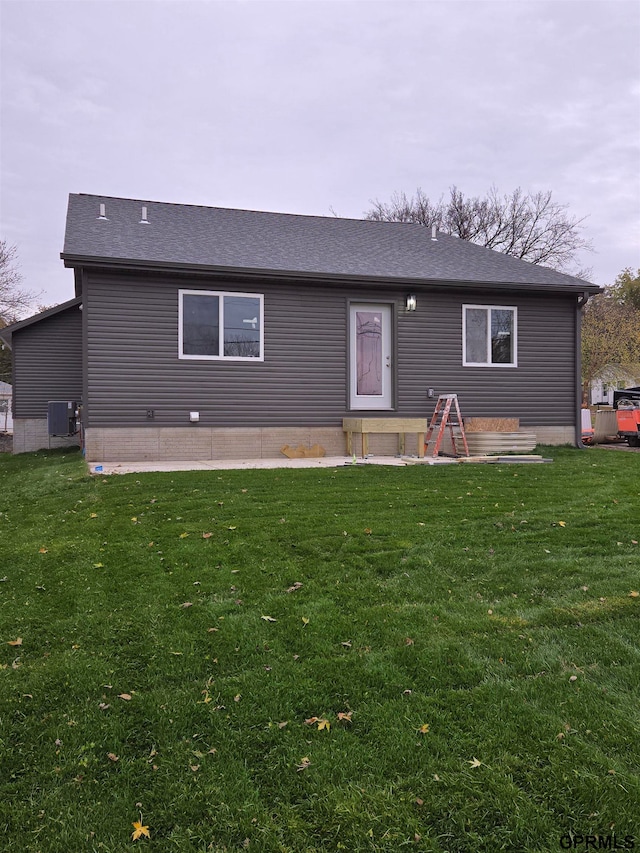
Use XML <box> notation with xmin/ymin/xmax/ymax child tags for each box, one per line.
<box><xmin>48</xmin><ymin>401</ymin><xmax>78</xmax><ymax>436</ymax></box>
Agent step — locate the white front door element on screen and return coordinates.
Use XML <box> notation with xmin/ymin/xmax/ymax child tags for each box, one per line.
<box><xmin>349</xmin><ymin>303</ymin><xmax>392</xmax><ymax>410</ymax></box>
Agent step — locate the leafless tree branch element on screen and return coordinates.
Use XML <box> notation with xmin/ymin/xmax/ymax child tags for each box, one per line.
<box><xmin>364</xmin><ymin>186</ymin><xmax>593</xmax><ymax>275</ymax></box>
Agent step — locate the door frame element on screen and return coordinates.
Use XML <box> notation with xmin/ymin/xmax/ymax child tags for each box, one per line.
<box><xmin>348</xmin><ymin>302</ymin><xmax>394</xmax><ymax>410</ymax></box>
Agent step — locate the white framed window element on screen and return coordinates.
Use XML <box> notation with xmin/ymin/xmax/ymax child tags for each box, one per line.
<box><xmin>179</xmin><ymin>290</ymin><xmax>264</xmax><ymax>361</ymax></box>
<box><xmin>463</xmin><ymin>305</ymin><xmax>517</xmax><ymax>367</ymax></box>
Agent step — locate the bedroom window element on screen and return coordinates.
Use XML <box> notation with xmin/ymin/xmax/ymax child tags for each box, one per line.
<box><xmin>179</xmin><ymin>290</ymin><xmax>263</xmax><ymax>361</ymax></box>
<box><xmin>463</xmin><ymin>305</ymin><xmax>517</xmax><ymax>367</ymax></box>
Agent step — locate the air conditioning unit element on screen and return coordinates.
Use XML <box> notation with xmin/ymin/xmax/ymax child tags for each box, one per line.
<box><xmin>48</xmin><ymin>401</ymin><xmax>78</xmax><ymax>436</ymax></box>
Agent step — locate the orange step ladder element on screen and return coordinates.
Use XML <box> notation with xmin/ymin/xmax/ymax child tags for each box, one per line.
<box><xmin>425</xmin><ymin>394</ymin><xmax>470</xmax><ymax>458</ymax></box>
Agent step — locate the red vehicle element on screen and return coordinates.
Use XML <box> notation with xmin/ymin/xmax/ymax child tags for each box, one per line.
<box><xmin>614</xmin><ymin>387</ymin><xmax>640</xmax><ymax>447</ymax></box>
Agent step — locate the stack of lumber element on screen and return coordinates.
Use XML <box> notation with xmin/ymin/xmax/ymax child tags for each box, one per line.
<box><xmin>463</xmin><ymin>418</ymin><xmax>537</xmax><ymax>454</ymax></box>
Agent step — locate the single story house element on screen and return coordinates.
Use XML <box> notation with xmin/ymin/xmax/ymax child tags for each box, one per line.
<box><xmin>589</xmin><ymin>364</ymin><xmax>640</xmax><ymax>407</ymax></box>
<box><xmin>0</xmin><ymin>193</ymin><xmax>600</xmax><ymax>461</ymax></box>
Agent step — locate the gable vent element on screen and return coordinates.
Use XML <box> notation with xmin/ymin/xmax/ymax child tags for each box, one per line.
<box><xmin>431</xmin><ymin>224</ymin><xmax>437</xmax><ymax>241</ymax></box>
<box><xmin>140</xmin><ymin>206</ymin><xmax>149</xmax><ymax>224</ymax></box>
<box><xmin>98</xmin><ymin>203</ymin><xmax>108</xmax><ymax>220</ymax></box>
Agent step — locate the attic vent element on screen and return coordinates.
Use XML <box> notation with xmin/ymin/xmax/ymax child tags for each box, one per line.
<box><xmin>140</xmin><ymin>206</ymin><xmax>149</xmax><ymax>224</ymax></box>
<box><xmin>98</xmin><ymin>203</ymin><xmax>108</xmax><ymax>220</ymax></box>
<box><xmin>431</xmin><ymin>224</ymin><xmax>437</xmax><ymax>241</ymax></box>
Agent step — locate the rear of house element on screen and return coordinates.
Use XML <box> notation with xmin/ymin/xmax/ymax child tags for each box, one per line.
<box><xmin>1</xmin><ymin>193</ymin><xmax>600</xmax><ymax>462</ymax></box>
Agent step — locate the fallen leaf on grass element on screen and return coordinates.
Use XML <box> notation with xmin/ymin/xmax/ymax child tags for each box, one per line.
<box><xmin>278</xmin><ymin>721</ymin><xmax>288</xmax><ymax>729</ymax></box>
<box><xmin>93</xmin><ymin>563</ymin><xmax>104</xmax><ymax>569</ymax></box>
<box><xmin>415</xmin><ymin>797</ymin><xmax>424</xmax><ymax>806</ymax></box>
<box><xmin>107</xmin><ymin>753</ymin><xmax>119</xmax><ymax>762</ymax></box>
<box><xmin>305</xmin><ymin>717</ymin><xmax>330</xmax><ymax>731</ymax></box>
<box><xmin>202</xmin><ymin>532</ymin><xmax>213</xmax><ymax>539</ymax></box>
<box><xmin>629</xmin><ymin>591</ymin><xmax>639</xmax><ymax>598</ymax></box>
<box><xmin>39</xmin><ymin>547</ymin><xmax>48</xmax><ymax>554</ymax></box>
<box><xmin>569</xmin><ymin>675</ymin><xmax>578</xmax><ymax>682</ymax></box>
<box><xmin>7</xmin><ymin>638</ymin><xmax>23</xmax><ymax>646</ymax></box>
<box><xmin>557</xmin><ymin>521</ymin><xmax>566</xmax><ymax>528</ymax></box>
<box><xmin>469</xmin><ymin>757</ymin><xmax>482</xmax><ymax>768</ymax></box>
<box><xmin>296</xmin><ymin>757</ymin><xmax>311</xmax><ymax>771</ymax></box>
<box><xmin>99</xmin><ymin>703</ymin><xmax>110</xmax><ymax>710</ymax></box>
<box><xmin>118</xmin><ymin>693</ymin><xmax>132</xmax><ymax>701</ymax></box>
<box><xmin>132</xmin><ymin>820</ymin><xmax>150</xmax><ymax>841</ymax></box>
<box><xmin>261</xmin><ymin>615</ymin><xmax>276</xmax><ymax>622</ymax></box>
<box><xmin>337</xmin><ymin>711</ymin><xmax>353</xmax><ymax>723</ymax></box>
<box><xmin>404</xmin><ymin>637</ymin><xmax>415</xmax><ymax>646</ymax></box>
<box><xmin>364</xmin><ymin>528</ymin><xmax>372</xmax><ymax>535</ymax></box>
<box><xmin>190</xmin><ymin>764</ymin><xmax>200</xmax><ymax>772</ymax></box>
<box><xmin>286</xmin><ymin>582</ymin><xmax>303</xmax><ymax>593</ymax></box>
<box><xmin>340</xmin><ymin>640</ymin><xmax>352</xmax><ymax>648</ymax></box>
<box><xmin>301</xmin><ymin>617</ymin><xmax>309</xmax><ymax>626</ymax></box>
<box><xmin>180</xmin><ymin>602</ymin><xmax>193</xmax><ymax>609</ymax></box>
<box><xmin>418</xmin><ymin>723</ymin><xmax>430</xmax><ymax>734</ymax></box>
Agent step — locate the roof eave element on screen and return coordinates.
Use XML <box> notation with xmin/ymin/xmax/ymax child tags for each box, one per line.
<box><xmin>61</xmin><ymin>253</ymin><xmax>601</xmax><ymax>295</ymax></box>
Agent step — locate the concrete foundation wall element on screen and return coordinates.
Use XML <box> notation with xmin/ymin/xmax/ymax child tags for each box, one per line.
<box><xmin>13</xmin><ymin>419</ymin><xmax>81</xmax><ymax>454</ymax></box>
<box><xmin>529</xmin><ymin>425</ymin><xmax>576</xmax><ymax>446</ymax></box>
<box><xmin>84</xmin><ymin>424</ymin><xmax>576</xmax><ymax>463</ymax></box>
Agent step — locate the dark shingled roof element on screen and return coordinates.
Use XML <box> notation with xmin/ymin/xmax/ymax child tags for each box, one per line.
<box><xmin>62</xmin><ymin>193</ymin><xmax>598</xmax><ymax>293</ymax></box>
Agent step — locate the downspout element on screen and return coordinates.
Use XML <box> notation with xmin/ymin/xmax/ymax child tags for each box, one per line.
<box><xmin>575</xmin><ymin>292</ymin><xmax>591</xmax><ymax>448</ymax></box>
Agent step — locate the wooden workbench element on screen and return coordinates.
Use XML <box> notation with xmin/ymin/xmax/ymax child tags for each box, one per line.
<box><xmin>343</xmin><ymin>417</ymin><xmax>428</xmax><ymax>458</ymax></box>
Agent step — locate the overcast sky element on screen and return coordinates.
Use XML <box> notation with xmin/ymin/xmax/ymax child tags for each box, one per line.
<box><xmin>1</xmin><ymin>0</ymin><xmax>639</xmax><ymax>310</ymax></box>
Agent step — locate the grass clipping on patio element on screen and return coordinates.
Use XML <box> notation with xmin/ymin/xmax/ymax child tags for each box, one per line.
<box><xmin>0</xmin><ymin>447</ymin><xmax>639</xmax><ymax>851</ymax></box>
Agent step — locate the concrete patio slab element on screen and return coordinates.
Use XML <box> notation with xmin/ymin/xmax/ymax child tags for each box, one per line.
<box><xmin>89</xmin><ymin>455</ymin><xmax>461</xmax><ymax>474</ymax></box>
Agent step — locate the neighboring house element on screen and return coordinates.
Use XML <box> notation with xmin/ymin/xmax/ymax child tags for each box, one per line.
<box><xmin>589</xmin><ymin>365</ymin><xmax>640</xmax><ymax>407</ymax></box>
<box><xmin>0</xmin><ymin>193</ymin><xmax>600</xmax><ymax>462</ymax></box>
<box><xmin>0</xmin><ymin>381</ymin><xmax>13</xmax><ymax>434</ymax></box>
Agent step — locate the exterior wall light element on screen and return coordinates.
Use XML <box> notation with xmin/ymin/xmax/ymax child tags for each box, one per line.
<box><xmin>189</xmin><ymin>411</ymin><xmax>200</xmax><ymax>423</ymax></box>
<box><xmin>406</xmin><ymin>294</ymin><xmax>417</xmax><ymax>312</ymax></box>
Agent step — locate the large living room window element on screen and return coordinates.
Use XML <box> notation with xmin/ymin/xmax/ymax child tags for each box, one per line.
<box><xmin>179</xmin><ymin>290</ymin><xmax>263</xmax><ymax>361</ymax></box>
<box><xmin>463</xmin><ymin>305</ymin><xmax>517</xmax><ymax>367</ymax></box>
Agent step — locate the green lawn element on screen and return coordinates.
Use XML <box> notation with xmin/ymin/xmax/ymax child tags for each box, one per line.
<box><xmin>1</xmin><ymin>447</ymin><xmax>639</xmax><ymax>852</ymax></box>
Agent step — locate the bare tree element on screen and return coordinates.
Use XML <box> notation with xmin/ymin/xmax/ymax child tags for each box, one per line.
<box><xmin>365</xmin><ymin>186</ymin><xmax>593</xmax><ymax>276</ymax></box>
<box><xmin>0</xmin><ymin>240</ymin><xmax>37</xmax><ymax>323</ymax></box>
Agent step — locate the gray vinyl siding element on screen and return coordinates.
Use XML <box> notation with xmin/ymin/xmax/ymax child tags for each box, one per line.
<box><xmin>11</xmin><ymin>307</ymin><xmax>83</xmax><ymax>418</ymax></box>
<box><xmin>397</xmin><ymin>290</ymin><xmax>576</xmax><ymax>425</ymax></box>
<box><xmin>83</xmin><ymin>271</ymin><xmax>577</xmax><ymax>429</ymax></box>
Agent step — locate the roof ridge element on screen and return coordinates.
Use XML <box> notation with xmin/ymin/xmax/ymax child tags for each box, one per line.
<box><xmin>73</xmin><ymin>193</ymin><xmax>439</xmax><ymax>230</ymax></box>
